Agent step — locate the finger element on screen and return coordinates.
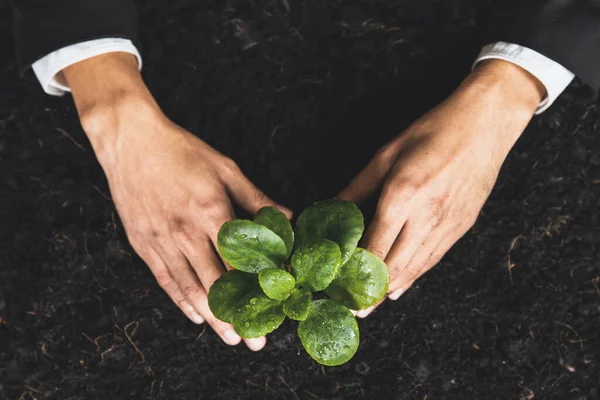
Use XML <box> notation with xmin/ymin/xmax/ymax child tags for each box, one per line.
<box><xmin>356</xmin><ymin>298</ymin><xmax>385</xmax><ymax>319</ymax></box>
<box><xmin>156</xmin><ymin>245</ymin><xmax>244</xmax><ymax>346</ymax></box>
<box><xmin>184</xmin><ymin>281</ymin><xmax>247</xmax><ymax>347</ymax></box>
<box><xmin>225</xmin><ymin>169</ymin><xmax>292</xmax><ymax>218</ymax></box>
<box><xmin>384</xmin><ymin>216</ymin><xmax>438</xmax><ymax>293</ymax></box>
<box><xmin>172</xmin><ymin>225</ymin><xmax>267</xmax><ymax>351</ymax></box>
<box><xmin>156</xmin><ymin>244</ymin><xmax>208</xmax><ymax>314</ymax></box>
<box><xmin>388</xmin><ymin>227</ymin><xmax>462</xmax><ymax>301</ymax></box>
<box><xmin>388</xmin><ymin>279</ymin><xmax>416</xmax><ymax>301</ymax></box>
<box><xmin>175</xmin><ymin>231</ymin><xmax>225</xmax><ymax>293</ymax></box>
<box><xmin>336</xmin><ymin>146</ymin><xmax>398</xmax><ymax>204</ymax></box>
<box><xmin>201</xmin><ymin>203</ymin><xmax>237</xmax><ymax>271</ymax></box>
<box><xmin>136</xmin><ymin>246</ymin><xmax>204</xmax><ymax>324</ymax></box>
<box><xmin>357</xmin><ymin>176</ymin><xmax>418</xmax><ymax>260</ymax></box>
<box><xmin>427</xmin><ymin>228</ymin><xmax>466</xmax><ymax>271</ymax></box>
<box><xmin>388</xmin><ymin>221</ymin><xmax>458</xmax><ymax>295</ymax></box>
<box><xmin>361</xmin><ymin>200</ymin><xmax>409</xmax><ymax>261</ymax></box>
<box><xmin>245</xmin><ymin>336</ymin><xmax>267</xmax><ymax>352</ymax></box>
<box><xmin>408</xmin><ymin>226</ymin><xmax>465</xmax><ymax>287</ymax></box>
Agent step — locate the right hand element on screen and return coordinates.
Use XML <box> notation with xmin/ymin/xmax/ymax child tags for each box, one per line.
<box><xmin>64</xmin><ymin>53</ymin><xmax>292</xmax><ymax>351</ymax></box>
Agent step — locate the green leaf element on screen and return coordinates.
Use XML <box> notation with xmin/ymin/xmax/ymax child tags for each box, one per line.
<box><xmin>254</xmin><ymin>206</ymin><xmax>294</xmax><ymax>258</ymax></box>
<box><xmin>217</xmin><ymin>219</ymin><xmax>288</xmax><ymax>273</ymax></box>
<box><xmin>258</xmin><ymin>268</ymin><xmax>295</xmax><ymax>301</ymax></box>
<box><xmin>283</xmin><ymin>288</ymin><xmax>312</xmax><ymax>321</ymax></box>
<box><xmin>295</xmin><ymin>200</ymin><xmax>364</xmax><ymax>265</ymax></box>
<box><xmin>325</xmin><ymin>248</ymin><xmax>390</xmax><ymax>310</ymax></box>
<box><xmin>232</xmin><ymin>292</ymin><xmax>286</xmax><ymax>338</ymax></box>
<box><xmin>298</xmin><ymin>299</ymin><xmax>359</xmax><ymax>366</ymax></box>
<box><xmin>290</xmin><ymin>239</ymin><xmax>341</xmax><ymax>291</ymax></box>
<box><xmin>208</xmin><ymin>270</ymin><xmax>260</xmax><ymax>323</ymax></box>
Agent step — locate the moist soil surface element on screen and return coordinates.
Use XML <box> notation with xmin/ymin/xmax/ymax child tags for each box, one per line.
<box><xmin>1</xmin><ymin>1</ymin><xmax>599</xmax><ymax>399</ymax></box>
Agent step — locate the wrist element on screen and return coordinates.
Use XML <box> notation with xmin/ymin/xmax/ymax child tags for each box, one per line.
<box><xmin>465</xmin><ymin>59</ymin><xmax>545</xmax><ymax>119</ymax></box>
<box><xmin>446</xmin><ymin>59</ymin><xmax>545</xmax><ymax>158</ymax></box>
<box><xmin>63</xmin><ymin>53</ymin><xmax>164</xmax><ymax>167</ymax></box>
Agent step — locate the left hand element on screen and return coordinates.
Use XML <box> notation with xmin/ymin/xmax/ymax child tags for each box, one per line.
<box><xmin>338</xmin><ymin>60</ymin><xmax>545</xmax><ymax>317</ymax></box>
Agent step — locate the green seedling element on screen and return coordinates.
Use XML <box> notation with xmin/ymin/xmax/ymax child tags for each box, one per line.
<box><xmin>208</xmin><ymin>199</ymin><xmax>389</xmax><ymax>366</ymax></box>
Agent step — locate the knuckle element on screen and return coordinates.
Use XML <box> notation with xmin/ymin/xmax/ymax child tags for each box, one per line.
<box><xmin>205</xmin><ymin>206</ymin><xmax>232</xmax><ymax>230</ymax></box>
<box><xmin>181</xmin><ymin>284</ymin><xmax>204</xmax><ymax>299</ymax></box>
<box><xmin>154</xmin><ymin>272</ymin><xmax>174</xmax><ymax>289</ymax></box>
<box><xmin>425</xmin><ymin>201</ymin><xmax>445</xmax><ymax>228</ymax></box>
<box><xmin>429</xmin><ymin>251</ymin><xmax>445</xmax><ymax>266</ymax></box>
<box><xmin>368</xmin><ymin>245</ymin><xmax>387</xmax><ymax>260</ymax></box>
<box><xmin>127</xmin><ymin>234</ymin><xmax>145</xmax><ymax>252</ymax></box>
<box><xmin>468</xmin><ymin>212</ymin><xmax>480</xmax><ymax>228</ymax></box>
<box><xmin>460</xmin><ymin>212</ymin><xmax>479</xmax><ymax>231</ymax></box>
<box><xmin>168</xmin><ymin>216</ymin><xmax>186</xmax><ymax>232</ymax></box>
<box><xmin>221</xmin><ymin>157</ymin><xmax>241</xmax><ymax>176</ymax></box>
<box><xmin>373</xmin><ymin>140</ymin><xmax>400</xmax><ymax>162</ymax></box>
<box><xmin>194</xmin><ymin>195</ymin><xmax>221</xmax><ymax>213</ymax></box>
<box><xmin>169</xmin><ymin>217</ymin><xmax>194</xmax><ymax>243</ymax></box>
<box><xmin>253</xmin><ymin>189</ymin><xmax>269</xmax><ymax>206</ymax></box>
<box><xmin>380</xmin><ymin>180</ymin><xmax>418</xmax><ymax>212</ymax></box>
<box><xmin>402</xmin><ymin>264</ymin><xmax>422</xmax><ymax>282</ymax></box>
<box><xmin>373</xmin><ymin>144</ymin><xmax>390</xmax><ymax>158</ymax></box>
<box><xmin>125</xmin><ymin>223</ymin><xmax>152</xmax><ymax>246</ymax></box>
<box><xmin>428</xmin><ymin>198</ymin><xmax>445</xmax><ymax>218</ymax></box>
<box><xmin>388</xmin><ymin>263</ymin><xmax>406</xmax><ymax>281</ymax></box>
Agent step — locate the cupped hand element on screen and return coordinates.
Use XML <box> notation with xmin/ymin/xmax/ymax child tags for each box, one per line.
<box><xmin>338</xmin><ymin>60</ymin><xmax>545</xmax><ymax>317</ymax></box>
<box><xmin>64</xmin><ymin>53</ymin><xmax>291</xmax><ymax>350</ymax></box>
<box><xmin>107</xmin><ymin>113</ymin><xmax>291</xmax><ymax>349</ymax></box>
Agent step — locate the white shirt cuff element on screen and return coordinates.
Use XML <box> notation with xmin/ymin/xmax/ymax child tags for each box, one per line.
<box><xmin>31</xmin><ymin>38</ymin><xmax>142</xmax><ymax>97</ymax></box>
<box><xmin>474</xmin><ymin>42</ymin><xmax>575</xmax><ymax>114</ymax></box>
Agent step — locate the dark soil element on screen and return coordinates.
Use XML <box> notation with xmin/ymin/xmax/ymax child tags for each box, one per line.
<box><xmin>1</xmin><ymin>0</ymin><xmax>599</xmax><ymax>399</ymax></box>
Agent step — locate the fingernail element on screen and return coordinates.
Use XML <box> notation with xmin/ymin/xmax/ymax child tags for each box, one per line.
<box><xmin>190</xmin><ymin>312</ymin><xmax>204</xmax><ymax>324</ymax></box>
<box><xmin>222</xmin><ymin>329</ymin><xmax>242</xmax><ymax>346</ymax></box>
<box><xmin>246</xmin><ymin>337</ymin><xmax>266</xmax><ymax>352</ymax></box>
<box><xmin>181</xmin><ymin>302</ymin><xmax>204</xmax><ymax>324</ymax></box>
<box><xmin>357</xmin><ymin>306</ymin><xmax>375</xmax><ymax>318</ymax></box>
<box><xmin>388</xmin><ymin>288</ymin><xmax>405</xmax><ymax>301</ymax></box>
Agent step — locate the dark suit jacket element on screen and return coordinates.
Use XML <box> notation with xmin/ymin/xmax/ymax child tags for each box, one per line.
<box><xmin>10</xmin><ymin>0</ymin><xmax>139</xmax><ymax>74</ymax></box>
<box><xmin>488</xmin><ymin>0</ymin><xmax>600</xmax><ymax>90</ymax></box>
<box><xmin>9</xmin><ymin>0</ymin><xmax>600</xmax><ymax>90</ymax></box>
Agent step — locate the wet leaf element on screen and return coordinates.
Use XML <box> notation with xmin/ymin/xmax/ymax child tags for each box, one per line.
<box><xmin>325</xmin><ymin>248</ymin><xmax>389</xmax><ymax>310</ymax></box>
<box><xmin>258</xmin><ymin>268</ymin><xmax>295</xmax><ymax>300</ymax></box>
<box><xmin>290</xmin><ymin>239</ymin><xmax>341</xmax><ymax>291</ymax></box>
<box><xmin>232</xmin><ymin>292</ymin><xmax>286</xmax><ymax>338</ymax></box>
<box><xmin>254</xmin><ymin>206</ymin><xmax>294</xmax><ymax>257</ymax></box>
<box><xmin>298</xmin><ymin>299</ymin><xmax>359</xmax><ymax>366</ymax></box>
<box><xmin>218</xmin><ymin>219</ymin><xmax>287</xmax><ymax>273</ymax></box>
<box><xmin>295</xmin><ymin>200</ymin><xmax>364</xmax><ymax>265</ymax></box>
<box><xmin>208</xmin><ymin>270</ymin><xmax>260</xmax><ymax>323</ymax></box>
<box><xmin>283</xmin><ymin>288</ymin><xmax>312</xmax><ymax>321</ymax></box>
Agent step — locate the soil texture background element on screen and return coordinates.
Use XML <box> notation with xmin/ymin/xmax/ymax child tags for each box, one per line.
<box><xmin>1</xmin><ymin>0</ymin><xmax>599</xmax><ymax>399</ymax></box>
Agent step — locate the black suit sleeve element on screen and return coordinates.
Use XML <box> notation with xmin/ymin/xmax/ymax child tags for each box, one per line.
<box><xmin>10</xmin><ymin>0</ymin><xmax>139</xmax><ymax>76</ymax></box>
<box><xmin>487</xmin><ymin>0</ymin><xmax>600</xmax><ymax>90</ymax></box>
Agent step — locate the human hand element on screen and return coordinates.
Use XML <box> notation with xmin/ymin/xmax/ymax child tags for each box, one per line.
<box><xmin>64</xmin><ymin>53</ymin><xmax>291</xmax><ymax>350</ymax></box>
<box><xmin>338</xmin><ymin>60</ymin><xmax>545</xmax><ymax>317</ymax></box>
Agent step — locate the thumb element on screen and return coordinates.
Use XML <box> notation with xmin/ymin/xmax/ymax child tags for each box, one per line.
<box><xmin>226</xmin><ymin>170</ymin><xmax>292</xmax><ymax>219</ymax></box>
